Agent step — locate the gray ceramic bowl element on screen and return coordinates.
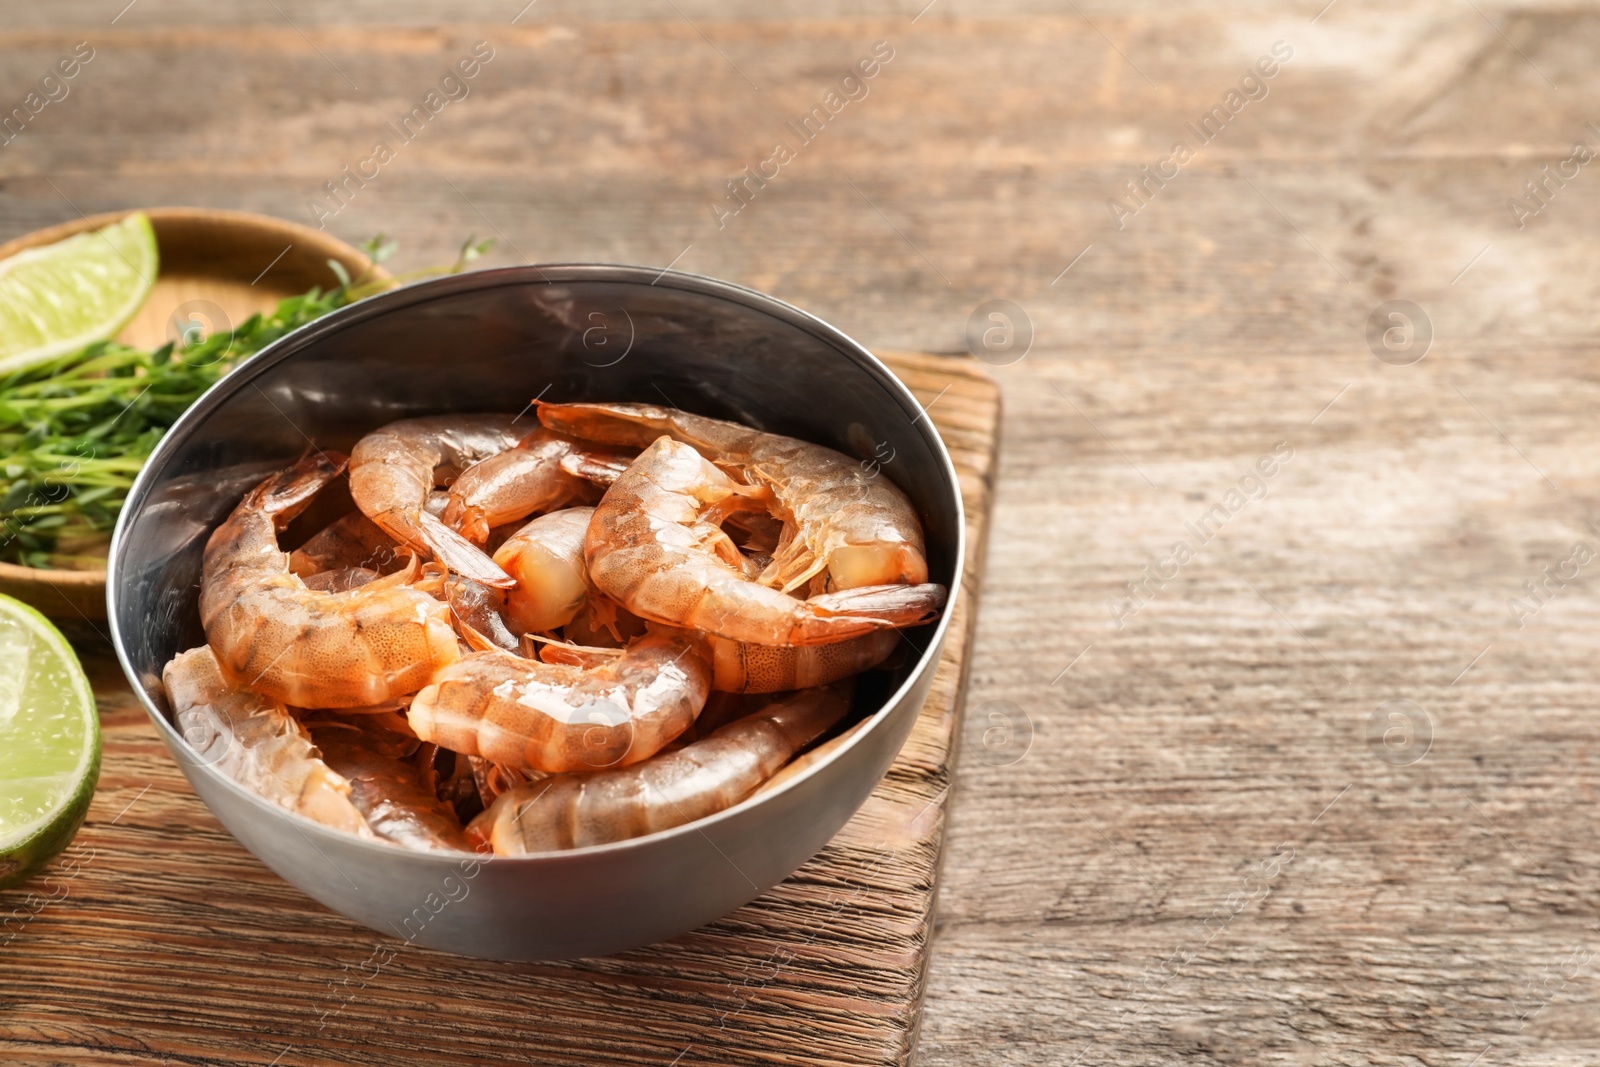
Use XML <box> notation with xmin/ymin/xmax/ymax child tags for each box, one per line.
<box><xmin>107</xmin><ymin>265</ymin><xmax>964</xmax><ymax>960</ymax></box>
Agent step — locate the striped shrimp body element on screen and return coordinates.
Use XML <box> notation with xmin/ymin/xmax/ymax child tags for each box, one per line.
<box><xmin>199</xmin><ymin>452</ymin><xmax>460</xmax><ymax>709</ymax></box>
<box><xmin>708</xmin><ymin>629</ymin><xmax>899</xmax><ymax>693</ymax></box>
<box><xmin>348</xmin><ymin>414</ymin><xmax>525</xmax><ymax>587</ymax></box>
<box><xmin>582</xmin><ymin>436</ymin><xmax>945</xmax><ymax>646</ymax></box>
<box><xmin>407</xmin><ymin>629</ymin><xmax>713</xmax><ymax>773</ymax></box>
<box><xmin>440</xmin><ymin>430</ymin><xmax>626</xmax><ymax>545</ymax></box>
<box><xmin>313</xmin><ymin>731</ymin><xmax>472</xmax><ymax>852</ymax></box>
<box><xmin>162</xmin><ymin>646</ymin><xmax>374</xmax><ymax>837</ymax></box>
<box><xmin>467</xmin><ymin>681</ymin><xmax>852</xmax><ymax>854</ymax></box>
<box><xmin>539</xmin><ymin>401</ymin><xmax>929</xmax><ymax>593</ymax></box>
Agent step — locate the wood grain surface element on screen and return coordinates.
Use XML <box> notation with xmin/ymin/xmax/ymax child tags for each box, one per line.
<box><xmin>0</xmin><ymin>351</ymin><xmax>997</xmax><ymax>1067</ymax></box>
<box><xmin>5</xmin><ymin>2</ymin><xmax>1600</xmax><ymax>1064</ymax></box>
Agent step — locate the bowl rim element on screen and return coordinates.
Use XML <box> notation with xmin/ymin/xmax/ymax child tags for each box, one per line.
<box><xmin>106</xmin><ymin>263</ymin><xmax>967</xmax><ymax>863</ymax></box>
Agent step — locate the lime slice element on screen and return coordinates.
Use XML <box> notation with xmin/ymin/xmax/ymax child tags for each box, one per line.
<box><xmin>0</xmin><ymin>212</ymin><xmax>159</xmax><ymax>374</ymax></box>
<box><xmin>0</xmin><ymin>594</ymin><xmax>100</xmax><ymax>890</ymax></box>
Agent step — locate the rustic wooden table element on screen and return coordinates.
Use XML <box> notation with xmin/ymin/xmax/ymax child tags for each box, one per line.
<box><xmin>5</xmin><ymin>2</ymin><xmax>1600</xmax><ymax>1064</ymax></box>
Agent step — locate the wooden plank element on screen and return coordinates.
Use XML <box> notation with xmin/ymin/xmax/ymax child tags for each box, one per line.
<box><xmin>0</xmin><ymin>350</ymin><xmax>1000</xmax><ymax>1067</ymax></box>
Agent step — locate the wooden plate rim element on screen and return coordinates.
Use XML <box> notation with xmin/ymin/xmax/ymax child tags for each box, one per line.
<box><xmin>0</xmin><ymin>207</ymin><xmax>388</xmax><ymax>618</ymax></box>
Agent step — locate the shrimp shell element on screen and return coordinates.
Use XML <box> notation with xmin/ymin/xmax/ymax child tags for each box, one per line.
<box><xmin>490</xmin><ymin>508</ymin><xmax>647</xmax><ymax>648</ymax></box>
<box><xmin>539</xmin><ymin>400</ymin><xmax>929</xmax><ymax>592</ymax></box>
<box><xmin>491</xmin><ymin>507</ymin><xmax>594</xmax><ymax>635</ymax></box>
<box><xmin>497</xmin><ymin>504</ymin><xmax>898</xmax><ymax>690</ymax></box>
<box><xmin>754</xmin><ymin>716</ymin><xmax>872</xmax><ymax>797</ymax></box>
<box><xmin>467</xmin><ymin>681</ymin><xmax>852</xmax><ymax>854</ymax></box>
<box><xmin>583</xmin><ymin>436</ymin><xmax>945</xmax><ymax>646</ymax></box>
<box><xmin>349</xmin><ymin>414</ymin><xmax>524</xmax><ymax>587</ymax></box>
<box><xmin>442</xmin><ymin>574</ymin><xmax>521</xmax><ymax>653</ymax></box>
<box><xmin>162</xmin><ymin>646</ymin><xmax>374</xmax><ymax>838</ymax></box>
<box><xmin>439</xmin><ymin>429</ymin><xmax>603</xmax><ymax>544</ymax></box>
<box><xmin>407</xmin><ymin>629</ymin><xmax>713</xmax><ymax>773</ymax></box>
<box><xmin>300</xmin><ymin>566</ymin><xmax>381</xmax><ymax>594</ymax></box>
<box><xmin>288</xmin><ymin>510</ymin><xmax>406</xmax><ymax>579</ymax></box>
<box><xmin>709</xmin><ymin>629</ymin><xmax>899</xmax><ymax>693</ymax></box>
<box><xmin>199</xmin><ymin>452</ymin><xmax>461</xmax><ymax>709</ymax></box>
<box><xmin>314</xmin><ymin>732</ymin><xmax>473</xmax><ymax>852</ymax></box>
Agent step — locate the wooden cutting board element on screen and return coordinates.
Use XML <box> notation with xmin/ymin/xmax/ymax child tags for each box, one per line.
<box><xmin>0</xmin><ymin>350</ymin><xmax>999</xmax><ymax>1067</ymax></box>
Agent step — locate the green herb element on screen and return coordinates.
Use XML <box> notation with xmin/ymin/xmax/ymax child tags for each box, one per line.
<box><xmin>0</xmin><ymin>234</ymin><xmax>493</xmax><ymax>569</ymax></box>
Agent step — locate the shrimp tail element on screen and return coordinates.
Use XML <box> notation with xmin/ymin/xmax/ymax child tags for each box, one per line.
<box><xmin>251</xmin><ymin>450</ymin><xmax>349</xmax><ymax>527</ymax></box>
<box><xmin>443</xmin><ymin>575</ymin><xmax>521</xmax><ymax>653</ymax></box>
<box><xmin>558</xmin><ymin>450</ymin><xmax>633</xmax><ymax>486</ymax></box>
<box><xmin>416</xmin><ymin>509</ymin><xmax>516</xmax><ymax>588</ymax></box>
<box><xmin>806</xmin><ymin>582</ymin><xmax>948</xmax><ymax>628</ymax></box>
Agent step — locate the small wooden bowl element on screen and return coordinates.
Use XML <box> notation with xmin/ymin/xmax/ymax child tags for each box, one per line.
<box><xmin>0</xmin><ymin>208</ymin><xmax>386</xmax><ymax>625</ymax></box>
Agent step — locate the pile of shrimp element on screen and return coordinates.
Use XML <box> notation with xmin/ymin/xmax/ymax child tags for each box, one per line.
<box><xmin>162</xmin><ymin>402</ymin><xmax>947</xmax><ymax>856</ymax></box>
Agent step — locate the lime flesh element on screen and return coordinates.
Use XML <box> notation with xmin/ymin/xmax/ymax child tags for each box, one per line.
<box><xmin>0</xmin><ymin>594</ymin><xmax>100</xmax><ymax>890</ymax></box>
<box><xmin>0</xmin><ymin>212</ymin><xmax>159</xmax><ymax>373</ymax></box>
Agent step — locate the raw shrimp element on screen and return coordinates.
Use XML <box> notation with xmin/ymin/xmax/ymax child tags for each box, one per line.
<box><xmin>162</xmin><ymin>646</ymin><xmax>373</xmax><ymax>837</ymax></box>
<box><xmin>407</xmin><ymin>630</ymin><xmax>712</xmax><ymax>773</ymax></box>
<box><xmin>442</xmin><ymin>574</ymin><xmax>520</xmax><ymax>653</ymax></box>
<box><xmin>313</xmin><ymin>731</ymin><xmax>472</xmax><ymax>852</ymax></box>
<box><xmin>440</xmin><ymin>430</ymin><xmax>626</xmax><ymax>544</ymax></box>
<box><xmin>301</xmin><ymin>566</ymin><xmax>380</xmax><ymax>594</ymax></box>
<box><xmin>582</xmin><ymin>436</ymin><xmax>945</xmax><ymax>646</ymax></box>
<box><xmin>492</xmin><ymin>507</ymin><xmax>593</xmax><ymax>635</ymax></box>
<box><xmin>348</xmin><ymin>414</ymin><xmax>525</xmax><ymax>587</ymax></box>
<box><xmin>199</xmin><ymin>452</ymin><xmax>460</xmax><ymax>708</ymax></box>
<box><xmin>754</xmin><ymin>716</ymin><xmax>872</xmax><ymax>797</ymax></box>
<box><xmin>300</xmin><ymin>708</ymin><xmax>420</xmax><ymax>757</ymax></box>
<box><xmin>491</xmin><ymin>505</ymin><xmax>647</xmax><ymax>646</ymax></box>
<box><xmin>467</xmin><ymin>681</ymin><xmax>852</xmax><ymax>854</ymax></box>
<box><xmin>497</xmin><ymin>505</ymin><xmax>894</xmax><ymax>690</ymax></box>
<box><xmin>287</xmin><ymin>510</ymin><xmax>405</xmax><ymax>579</ymax></box>
<box><xmin>539</xmin><ymin>400</ymin><xmax>929</xmax><ymax>592</ymax></box>
<box><xmin>709</xmin><ymin>629</ymin><xmax>899</xmax><ymax>693</ymax></box>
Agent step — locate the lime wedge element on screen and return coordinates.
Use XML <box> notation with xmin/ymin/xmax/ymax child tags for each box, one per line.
<box><xmin>0</xmin><ymin>212</ymin><xmax>159</xmax><ymax>374</ymax></box>
<box><xmin>0</xmin><ymin>594</ymin><xmax>100</xmax><ymax>890</ymax></box>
